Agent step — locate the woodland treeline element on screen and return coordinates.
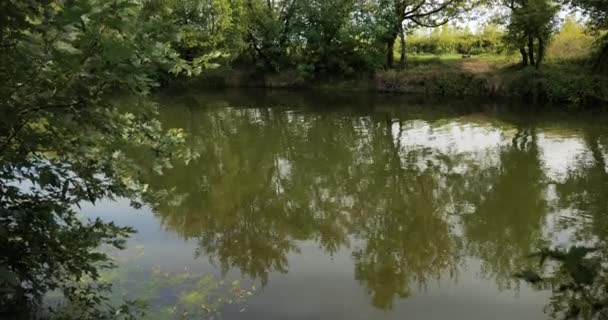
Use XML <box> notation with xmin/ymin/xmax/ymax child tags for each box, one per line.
<box><xmin>135</xmin><ymin>0</ymin><xmax>607</xmax><ymax>76</ymax></box>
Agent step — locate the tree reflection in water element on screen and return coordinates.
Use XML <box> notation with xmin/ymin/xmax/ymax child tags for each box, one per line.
<box><xmin>143</xmin><ymin>91</ymin><xmax>608</xmax><ymax>316</ymax></box>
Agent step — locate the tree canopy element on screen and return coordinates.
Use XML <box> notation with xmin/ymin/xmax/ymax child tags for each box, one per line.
<box><xmin>0</xmin><ymin>0</ymin><xmax>199</xmax><ymax>317</ymax></box>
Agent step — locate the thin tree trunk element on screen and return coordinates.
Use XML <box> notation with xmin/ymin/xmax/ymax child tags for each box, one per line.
<box><xmin>593</xmin><ymin>41</ymin><xmax>608</xmax><ymax>75</ymax></box>
<box><xmin>399</xmin><ymin>27</ymin><xmax>406</xmax><ymax>68</ymax></box>
<box><xmin>536</xmin><ymin>36</ymin><xmax>545</xmax><ymax>70</ymax></box>
<box><xmin>520</xmin><ymin>47</ymin><xmax>529</xmax><ymax>67</ymax></box>
<box><xmin>386</xmin><ymin>37</ymin><xmax>395</xmax><ymax>68</ymax></box>
<box><xmin>528</xmin><ymin>34</ymin><xmax>535</xmax><ymax>66</ymax></box>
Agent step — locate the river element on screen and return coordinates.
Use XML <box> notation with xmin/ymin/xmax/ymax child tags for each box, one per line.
<box><xmin>88</xmin><ymin>90</ymin><xmax>608</xmax><ymax>320</ymax></box>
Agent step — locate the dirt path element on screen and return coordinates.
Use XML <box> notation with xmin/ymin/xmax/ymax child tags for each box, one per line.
<box><xmin>457</xmin><ymin>59</ymin><xmax>496</xmax><ymax>74</ymax></box>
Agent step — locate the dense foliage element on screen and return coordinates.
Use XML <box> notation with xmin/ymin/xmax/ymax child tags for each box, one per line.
<box><xmin>564</xmin><ymin>0</ymin><xmax>608</xmax><ymax>73</ymax></box>
<box><xmin>405</xmin><ymin>24</ymin><xmax>507</xmax><ymax>55</ymax></box>
<box><xmin>0</xmin><ymin>0</ymin><xmax>202</xmax><ymax>318</ymax></box>
<box><xmin>498</xmin><ymin>0</ymin><xmax>559</xmax><ymax>68</ymax></box>
<box><xmin>547</xmin><ymin>17</ymin><xmax>595</xmax><ymax>60</ymax></box>
<box><xmin>99</xmin><ymin>0</ymin><xmax>608</xmax><ymax>77</ymax></box>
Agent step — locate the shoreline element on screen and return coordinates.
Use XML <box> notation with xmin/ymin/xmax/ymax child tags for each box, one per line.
<box><xmin>176</xmin><ymin>64</ymin><xmax>608</xmax><ymax>108</ymax></box>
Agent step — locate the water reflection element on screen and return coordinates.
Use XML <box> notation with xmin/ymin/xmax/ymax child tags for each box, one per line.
<box><xmin>553</xmin><ymin>127</ymin><xmax>608</xmax><ymax>243</ymax></box>
<box><xmin>461</xmin><ymin>126</ymin><xmax>547</xmax><ymax>289</ymax></box>
<box><xmin>137</xmin><ymin>90</ymin><xmax>608</xmax><ymax>316</ymax></box>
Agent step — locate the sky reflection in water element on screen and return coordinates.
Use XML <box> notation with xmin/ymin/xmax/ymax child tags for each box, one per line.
<box><xmin>87</xmin><ymin>91</ymin><xmax>608</xmax><ymax>320</ymax></box>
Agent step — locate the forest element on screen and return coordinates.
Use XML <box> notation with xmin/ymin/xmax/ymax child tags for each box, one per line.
<box><xmin>131</xmin><ymin>0</ymin><xmax>608</xmax><ymax>74</ymax></box>
<box><xmin>114</xmin><ymin>0</ymin><xmax>608</xmax><ymax>102</ymax></box>
<box><xmin>1</xmin><ymin>0</ymin><xmax>608</xmax><ymax>319</ymax></box>
<box><xmin>3</xmin><ymin>1</ymin><xmax>608</xmax><ymax>97</ymax></box>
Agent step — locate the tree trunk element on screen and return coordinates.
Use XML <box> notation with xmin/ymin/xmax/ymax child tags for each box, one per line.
<box><xmin>593</xmin><ymin>41</ymin><xmax>608</xmax><ymax>75</ymax></box>
<box><xmin>520</xmin><ymin>47</ymin><xmax>529</xmax><ymax>67</ymax></box>
<box><xmin>385</xmin><ymin>20</ymin><xmax>403</xmax><ymax>68</ymax></box>
<box><xmin>386</xmin><ymin>36</ymin><xmax>396</xmax><ymax>69</ymax></box>
<box><xmin>536</xmin><ymin>36</ymin><xmax>545</xmax><ymax>70</ymax></box>
<box><xmin>399</xmin><ymin>27</ymin><xmax>406</xmax><ymax>68</ymax></box>
<box><xmin>527</xmin><ymin>34</ymin><xmax>535</xmax><ymax>66</ymax></box>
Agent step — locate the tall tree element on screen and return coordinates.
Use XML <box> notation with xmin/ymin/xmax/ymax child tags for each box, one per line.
<box><xmin>564</xmin><ymin>0</ymin><xmax>608</xmax><ymax>73</ymax></box>
<box><xmin>244</xmin><ymin>0</ymin><xmax>301</xmax><ymax>71</ymax></box>
<box><xmin>163</xmin><ymin>0</ymin><xmax>246</xmax><ymax>61</ymax></box>
<box><xmin>504</xmin><ymin>0</ymin><xmax>559</xmax><ymax>68</ymax></box>
<box><xmin>375</xmin><ymin>0</ymin><xmax>469</xmax><ymax>68</ymax></box>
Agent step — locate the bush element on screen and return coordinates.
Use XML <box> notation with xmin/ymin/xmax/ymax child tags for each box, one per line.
<box><xmin>404</xmin><ymin>24</ymin><xmax>506</xmax><ymax>56</ymax></box>
<box><xmin>375</xmin><ymin>68</ymin><xmax>488</xmax><ymax>96</ymax></box>
<box><xmin>376</xmin><ymin>65</ymin><xmax>608</xmax><ymax>107</ymax></box>
<box><xmin>547</xmin><ymin>17</ymin><xmax>595</xmax><ymax>61</ymax></box>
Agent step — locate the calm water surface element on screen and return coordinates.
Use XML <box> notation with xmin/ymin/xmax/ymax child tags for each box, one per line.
<box><xmin>89</xmin><ymin>90</ymin><xmax>608</xmax><ymax>320</ymax></box>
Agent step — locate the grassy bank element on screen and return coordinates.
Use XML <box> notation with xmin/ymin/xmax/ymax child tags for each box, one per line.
<box><xmin>185</xmin><ymin>54</ymin><xmax>608</xmax><ymax>108</ymax></box>
<box><xmin>375</xmin><ymin>56</ymin><xmax>608</xmax><ymax>107</ymax></box>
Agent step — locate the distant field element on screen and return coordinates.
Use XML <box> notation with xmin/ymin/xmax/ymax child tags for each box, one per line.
<box><xmin>391</xmin><ymin>53</ymin><xmax>520</xmax><ymax>74</ymax></box>
<box><xmin>392</xmin><ymin>53</ymin><xmax>593</xmax><ymax>76</ymax></box>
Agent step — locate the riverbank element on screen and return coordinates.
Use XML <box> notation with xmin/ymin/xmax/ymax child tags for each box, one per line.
<box><xmin>183</xmin><ymin>57</ymin><xmax>608</xmax><ymax>108</ymax></box>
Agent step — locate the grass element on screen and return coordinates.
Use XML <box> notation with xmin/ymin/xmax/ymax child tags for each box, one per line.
<box><xmin>390</xmin><ymin>53</ymin><xmax>518</xmax><ymax>76</ymax></box>
<box><xmin>190</xmin><ymin>51</ymin><xmax>608</xmax><ymax>107</ymax></box>
<box><xmin>388</xmin><ymin>53</ymin><xmax>527</xmax><ymax>77</ymax></box>
<box><xmin>391</xmin><ymin>53</ymin><xmax>596</xmax><ymax>77</ymax></box>
<box><xmin>406</xmin><ymin>53</ymin><xmax>464</xmax><ymax>62</ymax></box>
<box><xmin>376</xmin><ymin>52</ymin><xmax>608</xmax><ymax>107</ymax></box>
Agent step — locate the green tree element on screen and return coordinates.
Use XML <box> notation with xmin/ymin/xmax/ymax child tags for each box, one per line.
<box><xmin>548</xmin><ymin>16</ymin><xmax>594</xmax><ymax>60</ymax></box>
<box><xmin>564</xmin><ymin>0</ymin><xmax>608</xmax><ymax>73</ymax></box>
<box><xmin>374</xmin><ymin>0</ymin><xmax>470</xmax><ymax>68</ymax></box>
<box><xmin>243</xmin><ymin>0</ymin><xmax>302</xmax><ymax>71</ymax></box>
<box><xmin>0</xmin><ymin>0</ymin><xmax>195</xmax><ymax>317</ymax></box>
<box><xmin>162</xmin><ymin>0</ymin><xmax>246</xmax><ymax>62</ymax></box>
<box><xmin>299</xmin><ymin>0</ymin><xmax>359</xmax><ymax>76</ymax></box>
<box><xmin>504</xmin><ymin>0</ymin><xmax>560</xmax><ymax>68</ymax></box>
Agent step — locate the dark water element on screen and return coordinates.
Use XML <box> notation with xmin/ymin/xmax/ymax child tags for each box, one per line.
<box><xmin>89</xmin><ymin>90</ymin><xmax>608</xmax><ymax>320</ymax></box>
